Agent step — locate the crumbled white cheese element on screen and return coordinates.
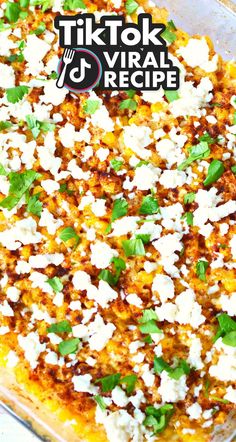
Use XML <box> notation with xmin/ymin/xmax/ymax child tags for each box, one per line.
<box><xmin>72</xmin><ymin>374</ymin><xmax>98</xmax><ymax>394</ymax></box>
<box><xmin>209</xmin><ymin>338</ymin><xmax>236</xmax><ymax>382</ymax></box>
<box><xmin>123</xmin><ymin>124</ymin><xmax>152</xmax><ymax>159</ymax></box>
<box><xmin>0</xmin><ymin>63</ymin><xmax>15</xmax><ymax>88</ymax></box>
<box><xmin>18</xmin><ymin>332</ymin><xmax>46</xmax><ymax>369</ymax></box>
<box><xmin>152</xmin><ymin>274</ymin><xmax>175</xmax><ymax>303</ymax></box>
<box><xmin>0</xmin><ymin>217</ymin><xmax>42</xmax><ymax>250</ymax></box>
<box><xmin>177</xmin><ymin>38</ymin><xmax>218</xmax><ymax>72</ymax></box>
<box><xmin>187</xmin><ymin>403</ymin><xmax>202</xmax><ymax>420</ymax></box>
<box><xmin>6</xmin><ymin>286</ymin><xmax>20</xmax><ymax>302</ymax></box>
<box><xmin>158</xmin><ymin>371</ymin><xmax>188</xmax><ymax>402</ymax></box>
<box><xmin>224</xmin><ymin>386</ymin><xmax>236</xmax><ymax>404</ymax></box>
<box><xmin>90</xmin><ymin>241</ymin><xmax>118</xmax><ymax>269</ymax></box>
<box><xmin>29</xmin><ymin>253</ymin><xmax>64</xmax><ymax>268</ymax></box>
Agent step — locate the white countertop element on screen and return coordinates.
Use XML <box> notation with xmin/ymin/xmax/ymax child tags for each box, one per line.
<box><xmin>0</xmin><ymin>406</ymin><xmax>39</xmax><ymax>442</ymax></box>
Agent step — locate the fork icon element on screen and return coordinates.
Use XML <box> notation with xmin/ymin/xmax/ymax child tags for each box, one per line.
<box><xmin>56</xmin><ymin>48</ymin><xmax>75</xmax><ymax>89</ymax></box>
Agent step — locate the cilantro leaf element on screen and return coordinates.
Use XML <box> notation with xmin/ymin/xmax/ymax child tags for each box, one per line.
<box><xmin>139</xmin><ymin>320</ymin><xmax>162</xmax><ymax>334</ymax></box>
<box><xmin>139</xmin><ymin>195</ymin><xmax>159</xmax><ymax>215</ymax></box>
<box><xmin>26</xmin><ymin>192</ymin><xmax>42</xmax><ymax>217</ymax></box>
<box><xmin>47</xmin><ymin>276</ymin><xmax>63</xmax><ymax>293</ymax></box>
<box><xmin>63</xmin><ymin>0</ymin><xmax>86</xmax><ymax>10</ymax></box>
<box><xmin>178</xmin><ymin>141</ymin><xmax>210</xmax><ymax>171</ymax></box>
<box><xmin>232</xmin><ymin>165</ymin><xmax>236</xmax><ymax>175</ymax></box>
<box><xmin>181</xmin><ymin>212</ymin><xmax>193</xmax><ymax>226</ymax></box>
<box><xmin>162</xmin><ymin>21</ymin><xmax>177</xmax><ymax>44</ymax></box>
<box><xmin>0</xmin><ymin>164</ymin><xmax>8</xmax><ymax>176</ymax></box>
<box><xmin>213</xmin><ymin>313</ymin><xmax>236</xmax><ymax>346</ymax></box>
<box><xmin>26</xmin><ymin>115</ymin><xmax>55</xmax><ymax>138</ymax></box>
<box><xmin>119</xmin><ymin>99</ymin><xmax>137</xmax><ymax>111</ymax></box>
<box><xmin>203</xmin><ymin>159</ymin><xmax>225</xmax><ymax>186</ymax></box>
<box><xmin>154</xmin><ymin>356</ymin><xmax>190</xmax><ymax>379</ymax></box>
<box><xmin>95</xmin><ymin>373</ymin><xmax>121</xmax><ymax>392</ymax></box>
<box><xmin>111</xmin><ymin>198</ymin><xmax>128</xmax><ymax>222</ymax></box>
<box><xmin>0</xmin><ymin>121</ymin><xmax>12</xmax><ymax>131</ymax></box>
<box><xmin>122</xmin><ymin>238</ymin><xmax>145</xmax><ymax>257</ymax></box>
<box><xmin>99</xmin><ymin>256</ymin><xmax>126</xmax><ymax>286</ymax></box>
<box><xmin>125</xmin><ymin>0</ymin><xmax>138</xmax><ymax>15</ymax></box>
<box><xmin>164</xmin><ymin>90</ymin><xmax>179</xmax><ymax>102</ymax></box>
<box><xmin>139</xmin><ymin>309</ymin><xmax>158</xmax><ymax>323</ymax></box>
<box><xmin>94</xmin><ymin>395</ymin><xmax>107</xmax><ymax>411</ymax></box>
<box><xmin>135</xmin><ymin>234</ymin><xmax>151</xmax><ymax>244</ymax></box>
<box><xmin>184</xmin><ymin>192</ymin><xmax>195</xmax><ymax>204</ymax></box>
<box><xmin>30</xmin><ymin>0</ymin><xmax>53</xmax><ymax>11</ymax></box>
<box><xmin>6</xmin><ymin>86</ymin><xmax>29</xmax><ymax>104</ymax></box>
<box><xmin>196</xmin><ymin>260</ymin><xmax>209</xmax><ymax>282</ymax></box>
<box><xmin>31</xmin><ymin>21</ymin><xmax>46</xmax><ymax>35</ymax></box>
<box><xmin>120</xmin><ymin>374</ymin><xmax>137</xmax><ymax>394</ymax></box>
<box><xmin>5</xmin><ymin>2</ymin><xmax>20</xmax><ymax>23</ymax></box>
<box><xmin>47</xmin><ymin>320</ymin><xmax>72</xmax><ymax>334</ymax></box>
<box><xmin>58</xmin><ymin>338</ymin><xmax>80</xmax><ymax>356</ymax></box>
<box><xmin>0</xmin><ymin>169</ymin><xmax>40</xmax><ymax>210</ymax></box>
<box><xmin>83</xmin><ymin>100</ymin><xmax>100</xmax><ymax>114</ymax></box>
<box><xmin>144</xmin><ymin>404</ymin><xmax>174</xmax><ymax>434</ymax></box>
<box><xmin>59</xmin><ymin>183</ymin><xmax>74</xmax><ymax>195</ymax></box>
<box><xmin>59</xmin><ymin>227</ymin><xmax>80</xmax><ymax>246</ymax></box>
<box><xmin>110</xmin><ymin>158</ymin><xmax>123</xmax><ymax>172</ymax></box>
<box><xmin>222</xmin><ymin>331</ymin><xmax>236</xmax><ymax>347</ymax></box>
<box><xmin>199</xmin><ymin>132</ymin><xmax>216</xmax><ymax>145</ymax></box>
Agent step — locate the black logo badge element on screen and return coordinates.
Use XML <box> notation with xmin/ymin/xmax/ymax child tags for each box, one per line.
<box><xmin>54</xmin><ymin>14</ymin><xmax>180</xmax><ymax>93</ymax></box>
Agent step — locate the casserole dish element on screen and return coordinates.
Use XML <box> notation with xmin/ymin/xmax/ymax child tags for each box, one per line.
<box><xmin>0</xmin><ymin>0</ymin><xmax>235</xmax><ymax>441</ymax></box>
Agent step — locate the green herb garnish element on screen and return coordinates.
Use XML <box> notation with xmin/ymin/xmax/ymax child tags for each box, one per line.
<box><xmin>122</xmin><ymin>238</ymin><xmax>145</xmax><ymax>257</ymax></box>
<box><xmin>203</xmin><ymin>159</ymin><xmax>225</xmax><ymax>186</ymax></box>
<box><xmin>47</xmin><ymin>276</ymin><xmax>63</xmax><ymax>293</ymax></box>
<box><xmin>178</xmin><ymin>141</ymin><xmax>210</xmax><ymax>171</ymax></box>
<box><xmin>47</xmin><ymin>320</ymin><xmax>72</xmax><ymax>334</ymax></box>
<box><xmin>196</xmin><ymin>260</ymin><xmax>209</xmax><ymax>282</ymax></box>
<box><xmin>58</xmin><ymin>338</ymin><xmax>80</xmax><ymax>356</ymax></box>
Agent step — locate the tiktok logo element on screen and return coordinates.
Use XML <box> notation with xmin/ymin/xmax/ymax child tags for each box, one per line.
<box><xmin>56</xmin><ymin>48</ymin><xmax>102</xmax><ymax>92</ymax></box>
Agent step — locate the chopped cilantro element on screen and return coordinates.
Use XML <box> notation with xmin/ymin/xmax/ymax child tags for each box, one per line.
<box><xmin>178</xmin><ymin>141</ymin><xmax>210</xmax><ymax>171</ymax></box>
<box><xmin>58</xmin><ymin>338</ymin><xmax>80</xmax><ymax>356</ymax></box>
<box><xmin>154</xmin><ymin>356</ymin><xmax>190</xmax><ymax>379</ymax></box>
<box><xmin>95</xmin><ymin>373</ymin><xmax>121</xmax><ymax>392</ymax></box>
<box><xmin>164</xmin><ymin>90</ymin><xmax>179</xmax><ymax>102</ymax></box>
<box><xmin>31</xmin><ymin>21</ymin><xmax>46</xmax><ymax>35</ymax></box>
<box><xmin>122</xmin><ymin>238</ymin><xmax>145</xmax><ymax>257</ymax></box>
<box><xmin>181</xmin><ymin>212</ymin><xmax>193</xmax><ymax>226</ymax></box>
<box><xmin>5</xmin><ymin>2</ymin><xmax>20</xmax><ymax>23</ymax></box>
<box><xmin>0</xmin><ymin>169</ymin><xmax>40</xmax><ymax>210</ymax></box>
<box><xmin>196</xmin><ymin>259</ymin><xmax>209</xmax><ymax>282</ymax></box>
<box><xmin>47</xmin><ymin>276</ymin><xmax>63</xmax><ymax>293</ymax></box>
<box><xmin>213</xmin><ymin>313</ymin><xmax>236</xmax><ymax>346</ymax></box>
<box><xmin>6</xmin><ymin>86</ymin><xmax>29</xmax><ymax>104</ymax></box>
<box><xmin>111</xmin><ymin>198</ymin><xmax>128</xmax><ymax>222</ymax></box>
<box><xmin>119</xmin><ymin>98</ymin><xmax>137</xmax><ymax>111</ymax></box>
<box><xmin>143</xmin><ymin>404</ymin><xmax>174</xmax><ymax>434</ymax></box>
<box><xmin>94</xmin><ymin>395</ymin><xmax>107</xmax><ymax>411</ymax></box>
<box><xmin>139</xmin><ymin>195</ymin><xmax>159</xmax><ymax>215</ymax></box>
<box><xmin>0</xmin><ymin>121</ymin><xmax>12</xmax><ymax>131</ymax></box>
<box><xmin>63</xmin><ymin>0</ymin><xmax>86</xmax><ymax>10</ymax></box>
<box><xmin>47</xmin><ymin>320</ymin><xmax>72</xmax><ymax>334</ymax></box>
<box><xmin>110</xmin><ymin>158</ymin><xmax>123</xmax><ymax>172</ymax></box>
<box><xmin>125</xmin><ymin>0</ymin><xmax>138</xmax><ymax>15</ymax></box>
<box><xmin>184</xmin><ymin>192</ymin><xmax>195</xmax><ymax>204</ymax></box>
<box><xmin>120</xmin><ymin>374</ymin><xmax>137</xmax><ymax>394</ymax></box>
<box><xmin>203</xmin><ymin>159</ymin><xmax>225</xmax><ymax>186</ymax></box>
<box><xmin>59</xmin><ymin>227</ymin><xmax>80</xmax><ymax>247</ymax></box>
<box><xmin>0</xmin><ymin>164</ymin><xmax>8</xmax><ymax>176</ymax></box>
<box><xmin>26</xmin><ymin>192</ymin><xmax>42</xmax><ymax>217</ymax></box>
<box><xmin>199</xmin><ymin>132</ymin><xmax>216</xmax><ymax>145</ymax></box>
<box><xmin>83</xmin><ymin>100</ymin><xmax>100</xmax><ymax>114</ymax></box>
